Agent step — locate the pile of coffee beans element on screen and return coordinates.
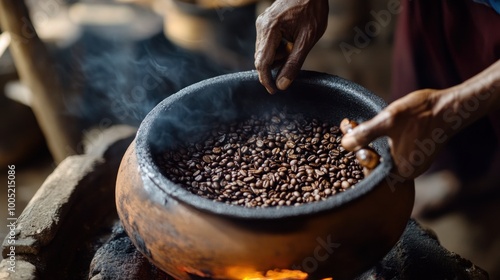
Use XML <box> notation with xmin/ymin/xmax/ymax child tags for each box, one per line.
<box><xmin>157</xmin><ymin>110</ymin><xmax>364</xmax><ymax>207</ymax></box>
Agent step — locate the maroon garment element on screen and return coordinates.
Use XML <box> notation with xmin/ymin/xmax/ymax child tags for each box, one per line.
<box><xmin>392</xmin><ymin>0</ymin><xmax>500</xmax><ymax>183</ymax></box>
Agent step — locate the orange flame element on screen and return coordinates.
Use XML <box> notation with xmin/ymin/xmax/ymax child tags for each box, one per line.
<box><xmin>226</xmin><ymin>266</ymin><xmax>333</xmax><ymax>280</ymax></box>
<box><xmin>242</xmin><ymin>269</ymin><xmax>308</xmax><ymax>280</ymax></box>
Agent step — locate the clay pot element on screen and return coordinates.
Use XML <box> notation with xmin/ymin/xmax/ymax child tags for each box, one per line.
<box><xmin>116</xmin><ymin>70</ymin><xmax>414</xmax><ymax>280</ymax></box>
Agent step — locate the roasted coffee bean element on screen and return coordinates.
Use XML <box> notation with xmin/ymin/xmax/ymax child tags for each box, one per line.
<box><xmin>157</xmin><ymin>110</ymin><xmax>364</xmax><ymax>208</ymax></box>
<box><xmin>341</xmin><ymin>181</ymin><xmax>351</xmax><ymax>189</ymax></box>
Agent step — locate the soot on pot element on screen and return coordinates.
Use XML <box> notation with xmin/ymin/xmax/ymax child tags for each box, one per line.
<box><xmin>156</xmin><ymin>108</ymin><xmax>364</xmax><ymax>208</ymax></box>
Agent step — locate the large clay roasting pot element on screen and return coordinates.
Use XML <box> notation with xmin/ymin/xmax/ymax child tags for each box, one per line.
<box><xmin>116</xmin><ymin>70</ymin><xmax>415</xmax><ymax>280</ymax></box>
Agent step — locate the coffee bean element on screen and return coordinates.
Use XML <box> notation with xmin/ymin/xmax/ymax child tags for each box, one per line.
<box><xmin>202</xmin><ymin>155</ymin><xmax>212</xmax><ymax>163</ymax></box>
<box><xmin>341</xmin><ymin>181</ymin><xmax>351</xmax><ymax>189</ymax></box>
<box><xmin>158</xmin><ymin>109</ymin><xmax>364</xmax><ymax>208</ymax></box>
<box><xmin>243</xmin><ymin>176</ymin><xmax>255</xmax><ymax>182</ymax></box>
<box><xmin>314</xmin><ymin>169</ymin><xmax>325</xmax><ymax>177</ymax></box>
<box><xmin>262</xmin><ymin>180</ymin><xmax>270</xmax><ymax>188</ymax></box>
<box><xmin>241</xmin><ymin>146</ymin><xmax>249</xmax><ymax>154</ymax></box>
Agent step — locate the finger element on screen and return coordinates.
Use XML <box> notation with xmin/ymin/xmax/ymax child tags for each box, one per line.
<box><xmin>255</xmin><ymin>19</ymin><xmax>282</xmax><ymax>94</ymax></box>
<box><xmin>255</xmin><ymin>40</ymin><xmax>278</xmax><ymax>94</ymax></box>
<box><xmin>276</xmin><ymin>32</ymin><xmax>313</xmax><ymax>91</ymax></box>
<box><xmin>266</xmin><ymin>40</ymin><xmax>293</xmax><ymax>73</ymax></box>
<box><xmin>274</xmin><ymin>39</ymin><xmax>294</xmax><ymax>61</ymax></box>
<box><xmin>257</xmin><ymin>65</ymin><xmax>278</xmax><ymax>94</ymax></box>
<box><xmin>341</xmin><ymin>110</ymin><xmax>395</xmax><ymax>151</ymax></box>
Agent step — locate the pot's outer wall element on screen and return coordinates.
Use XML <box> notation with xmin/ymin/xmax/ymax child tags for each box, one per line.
<box><xmin>116</xmin><ymin>70</ymin><xmax>415</xmax><ymax>280</ymax></box>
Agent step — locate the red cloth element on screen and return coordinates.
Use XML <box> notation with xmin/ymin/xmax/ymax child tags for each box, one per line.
<box><xmin>392</xmin><ymin>0</ymin><xmax>500</xmax><ymax>183</ymax></box>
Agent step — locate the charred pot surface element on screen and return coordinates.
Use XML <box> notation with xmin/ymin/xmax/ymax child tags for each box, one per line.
<box><xmin>115</xmin><ymin>70</ymin><xmax>415</xmax><ymax>280</ymax></box>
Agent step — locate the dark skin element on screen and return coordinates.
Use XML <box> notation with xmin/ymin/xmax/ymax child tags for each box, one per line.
<box><xmin>341</xmin><ymin>72</ymin><xmax>500</xmax><ymax>179</ymax></box>
<box><xmin>255</xmin><ymin>0</ymin><xmax>500</xmax><ymax>179</ymax></box>
<box><xmin>254</xmin><ymin>0</ymin><xmax>329</xmax><ymax>94</ymax></box>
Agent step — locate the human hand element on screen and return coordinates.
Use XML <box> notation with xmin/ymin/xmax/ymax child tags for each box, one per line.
<box><xmin>255</xmin><ymin>0</ymin><xmax>329</xmax><ymax>94</ymax></box>
<box><xmin>340</xmin><ymin>60</ymin><xmax>500</xmax><ymax>181</ymax></box>
<box><xmin>341</xmin><ymin>89</ymin><xmax>454</xmax><ymax>180</ymax></box>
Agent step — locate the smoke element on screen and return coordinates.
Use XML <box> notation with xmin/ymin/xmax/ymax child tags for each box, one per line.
<box><xmin>54</xmin><ymin>30</ymin><xmax>231</xmax><ymax>127</ymax></box>
<box><xmin>43</xmin><ymin>2</ymin><xmax>261</xmax><ymax>153</ymax></box>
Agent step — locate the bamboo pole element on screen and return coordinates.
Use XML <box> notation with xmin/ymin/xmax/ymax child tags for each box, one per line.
<box><xmin>0</xmin><ymin>0</ymin><xmax>80</xmax><ymax>163</ymax></box>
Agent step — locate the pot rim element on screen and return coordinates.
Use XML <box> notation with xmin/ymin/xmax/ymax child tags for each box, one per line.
<box><xmin>135</xmin><ymin>70</ymin><xmax>393</xmax><ymax>219</ymax></box>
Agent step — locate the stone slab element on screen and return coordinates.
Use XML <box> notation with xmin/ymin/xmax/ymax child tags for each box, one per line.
<box><xmin>2</xmin><ymin>154</ymin><xmax>102</xmax><ymax>257</ymax></box>
<box><xmin>0</xmin><ymin>259</ymin><xmax>36</xmax><ymax>280</ymax></box>
<box><xmin>1</xmin><ymin>125</ymin><xmax>136</xmax><ymax>278</ymax></box>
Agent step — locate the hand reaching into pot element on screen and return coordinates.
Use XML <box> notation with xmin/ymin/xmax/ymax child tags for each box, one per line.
<box><xmin>342</xmin><ymin>60</ymin><xmax>500</xmax><ymax>180</ymax></box>
<box><xmin>255</xmin><ymin>0</ymin><xmax>329</xmax><ymax>94</ymax></box>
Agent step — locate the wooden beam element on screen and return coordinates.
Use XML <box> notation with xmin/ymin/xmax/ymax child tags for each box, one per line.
<box><xmin>0</xmin><ymin>0</ymin><xmax>81</xmax><ymax>163</ymax></box>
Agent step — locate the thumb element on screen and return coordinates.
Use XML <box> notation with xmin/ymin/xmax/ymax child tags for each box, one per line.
<box><xmin>341</xmin><ymin>110</ymin><xmax>394</xmax><ymax>151</ymax></box>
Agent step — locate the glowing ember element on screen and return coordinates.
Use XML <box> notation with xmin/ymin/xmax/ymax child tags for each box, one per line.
<box><xmin>242</xmin><ymin>269</ymin><xmax>308</xmax><ymax>280</ymax></box>
<box><xmin>226</xmin><ymin>267</ymin><xmax>334</xmax><ymax>280</ymax></box>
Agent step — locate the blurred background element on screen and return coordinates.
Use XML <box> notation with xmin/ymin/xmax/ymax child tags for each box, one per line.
<box><xmin>0</xmin><ymin>0</ymin><xmax>499</xmax><ymax>278</ymax></box>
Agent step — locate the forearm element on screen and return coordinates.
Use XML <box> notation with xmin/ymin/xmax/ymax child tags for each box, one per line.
<box><xmin>433</xmin><ymin>59</ymin><xmax>500</xmax><ymax>131</ymax></box>
<box><xmin>459</xmin><ymin>59</ymin><xmax>500</xmax><ymax>110</ymax></box>
<box><xmin>342</xmin><ymin>60</ymin><xmax>500</xmax><ymax>179</ymax></box>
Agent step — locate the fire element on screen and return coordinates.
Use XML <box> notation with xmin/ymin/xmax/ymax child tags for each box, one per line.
<box><xmin>226</xmin><ymin>266</ymin><xmax>333</xmax><ymax>280</ymax></box>
<box><xmin>242</xmin><ymin>269</ymin><xmax>308</xmax><ymax>280</ymax></box>
<box><xmin>240</xmin><ymin>269</ymin><xmax>334</xmax><ymax>280</ymax></box>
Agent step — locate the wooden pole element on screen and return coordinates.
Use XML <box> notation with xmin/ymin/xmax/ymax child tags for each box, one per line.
<box><xmin>0</xmin><ymin>0</ymin><xmax>80</xmax><ymax>163</ymax></box>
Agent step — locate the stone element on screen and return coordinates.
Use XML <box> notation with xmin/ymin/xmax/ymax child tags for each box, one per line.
<box><xmin>88</xmin><ymin>222</ymin><xmax>169</xmax><ymax>280</ymax></box>
<box><xmin>0</xmin><ymin>259</ymin><xmax>37</xmax><ymax>280</ymax></box>
<box><xmin>2</xmin><ymin>153</ymin><xmax>102</xmax><ymax>257</ymax></box>
<box><xmin>1</xmin><ymin>126</ymin><xmax>136</xmax><ymax>278</ymax></box>
<box><xmin>356</xmin><ymin>220</ymin><xmax>489</xmax><ymax>279</ymax></box>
